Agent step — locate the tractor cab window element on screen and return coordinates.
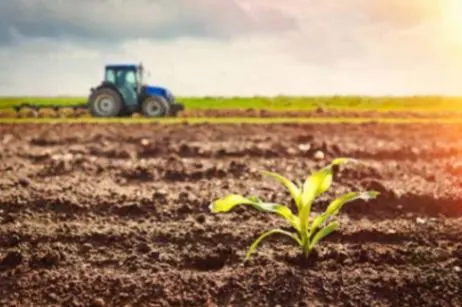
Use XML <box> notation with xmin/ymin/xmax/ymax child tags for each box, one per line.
<box><xmin>124</xmin><ymin>70</ymin><xmax>137</xmax><ymax>85</ymax></box>
<box><xmin>104</xmin><ymin>67</ymin><xmax>138</xmax><ymax>87</ymax></box>
<box><xmin>105</xmin><ymin>69</ymin><xmax>117</xmax><ymax>83</ymax></box>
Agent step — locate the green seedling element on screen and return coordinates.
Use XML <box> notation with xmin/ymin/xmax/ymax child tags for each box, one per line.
<box><xmin>209</xmin><ymin>158</ymin><xmax>379</xmax><ymax>261</ymax></box>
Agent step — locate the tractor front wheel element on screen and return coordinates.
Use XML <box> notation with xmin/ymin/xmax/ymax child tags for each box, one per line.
<box><xmin>88</xmin><ymin>88</ymin><xmax>123</xmax><ymax>117</ymax></box>
<box><xmin>141</xmin><ymin>96</ymin><xmax>170</xmax><ymax>117</ymax></box>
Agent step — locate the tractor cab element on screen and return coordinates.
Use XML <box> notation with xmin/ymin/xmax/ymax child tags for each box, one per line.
<box><xmin>104</xmin><ymin>64</ymin><xmax>142</xmax><ymax>93</ymax></box>
<box><xmin>87</xmin><ymin>63</ymin><xmax>184</xmax><ymax>118</ymax></box>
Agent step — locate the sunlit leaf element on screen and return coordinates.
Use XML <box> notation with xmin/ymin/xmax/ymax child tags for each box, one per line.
<box><xmin>209</xmin><ymin>194</ymin><xmax>256</xmax><ymax>213</ymax></box>
<box><xmin>331</xmin><ymin>157</ymin><xmax>359</xmax><ymax>166</ymax></box>
<box><xmin>299</xmin><ymin>168</ymin><xmax>328</xmax><ymax>232</ymax></box>
<box><xmin>245</xmin><ymin>229</ymin><xmax>302</xmax><ymax>261</ymax></box>
<box><xmin>324</xmin><ymin>191</ymin><xmax>379</xmax><ymax>217</ymax></box>
<box><xmin>317</xmin><ymin>168</ymin><xmax>333</xmax><ymax>197</ymax></box>
<box><xmin>308</xmin><ymin>213</ymin><xmax>328</xmax><ymax>238</ymax></box>
<box><xmin>254</xmin><ymin>202</ymin><xmax>301</xmax><ymax>230</ymax></box>
<box><xmin>308</xmin><ymin>191</ymin><xmax>379</xmax><ymax>237</ymax></box>
<box><xmin>316</xmin><ymin>157</ymin><xmax>355</xmax><ymax>197</ymax></box>
<box><xmin>309</xmin><ymin>221</ymin><xmax>338</xmax><ymax>250</ymax></box>
<box><xmin>261</xmin><ymin>171</ymin><xmax>301</xmax><ymax>210</ymax></box>
<box><xmin>210</xmin><ymin>195</ymin><xmax>301</xmax><ymax>230</ymax></box>
<box><xmin>248</xmin><ymin>196</ymin><xmax>263</xmax><ymax>203</ymax></box>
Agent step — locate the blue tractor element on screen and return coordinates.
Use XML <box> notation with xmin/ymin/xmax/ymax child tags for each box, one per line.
<box><xmin>12</xmin><ymin>63</ymin><xmax>184</xmax><ymax>118</ymax></box>
<box><xmin>88</xmin><ymin>63</ymin><xmax>184</xmax><ymax>117</ymax></box>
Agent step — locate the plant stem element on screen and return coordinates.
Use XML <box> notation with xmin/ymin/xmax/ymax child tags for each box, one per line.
<box><xmin>302</xmin><ymin>235</ymin><xmax>311</xmax><ymax>258</ymax></box>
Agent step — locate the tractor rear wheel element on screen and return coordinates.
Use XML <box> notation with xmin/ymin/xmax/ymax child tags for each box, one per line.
<box><xmin>88</xmin><ymin>88</ymin><xmax>123</xmax><ymax>117</ymax></box>
<box><xmin>141</xmin><ymin>96</ymin><xmax>170</xmax><ymax>117</ymax></box>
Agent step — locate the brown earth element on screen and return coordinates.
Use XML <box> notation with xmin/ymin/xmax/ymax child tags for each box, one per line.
<box><xmin>3</xmin><ymin>107</ymin><xmax>462</xmax><ymax>119</ymax></box>
<box><xmin>0</xmin><ymin>122</ymin><xmax>461</xmax><ymax>306</ymax></box>
<box><xmin>179</xmin><ymin>108</ymin><xmax>462</xmax><ymax>119</ymax></box>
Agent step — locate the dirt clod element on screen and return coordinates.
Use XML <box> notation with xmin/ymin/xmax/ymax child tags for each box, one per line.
<box><xmin>30</xmin><ymin>250</ymin><xmax>61</xmax><ymax>268</ymax></box>
<box><xmin>313</xmin><ymin>150</ymin><xmax>325</xmax><ymax>160</ymax></box>
<box><xmin>90</xmin><ymin>298</ymin><xmax>106</xmax><ymax>307</ymax></box>
<box><xmin>17</xmin><ymin>177</ymin><xmax>31</xmax><ymax>187</ymax></box>
<box><xmin>0</xmin><ymin>251</ymin><xmax>23</xmax><ymax>269</ymax></box>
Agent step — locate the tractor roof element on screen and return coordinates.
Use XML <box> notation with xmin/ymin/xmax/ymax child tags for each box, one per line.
<box><xmin>105</xmin><ymin>64</ymin><xmax>139</xmax><ymax>70</ymax></box>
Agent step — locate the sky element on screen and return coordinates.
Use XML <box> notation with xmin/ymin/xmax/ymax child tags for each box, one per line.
<box><xmin>1</xmin><ymin>0</ymin><xmax>462</xmax><ymax>96</ymax></box>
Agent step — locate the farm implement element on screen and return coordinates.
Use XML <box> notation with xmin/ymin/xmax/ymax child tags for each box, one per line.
<box><xmin>11</xmin><ymin>63</ymin><xmax>184</xmax><ymax>118</ymax></box>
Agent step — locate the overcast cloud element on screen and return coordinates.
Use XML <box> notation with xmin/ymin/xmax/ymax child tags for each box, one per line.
<box><xmin>0</xmin><ymin>0</ymin><xmax>461</xmax><ymax>96</ymax></box>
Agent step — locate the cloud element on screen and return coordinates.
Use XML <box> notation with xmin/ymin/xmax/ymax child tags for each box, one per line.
<box><xmin>1</xmin><ymin>0</ymin><xmax>462</xmax><ymax>96</ymax></box>
<box><xmin>0</xmin><ymin>0</ymin><xmax>297</xmax><ymax>44</ymax></box>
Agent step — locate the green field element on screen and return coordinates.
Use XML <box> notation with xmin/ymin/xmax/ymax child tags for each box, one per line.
<box><xmin>1</xmin><ymin>95</ymin><xmax>462</xmax><ymax>112</ymax></box>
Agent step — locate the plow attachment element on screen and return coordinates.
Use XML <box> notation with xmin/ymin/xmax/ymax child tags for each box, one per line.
<box><xmin>1</xmin><ymin>101</ymin><xmax>185</xmax><ymax>118</ymax></box>
<box><xmin>10</xmin><ymin>102</ymin><xmax>89</xmax><ymax>118</ymax></box>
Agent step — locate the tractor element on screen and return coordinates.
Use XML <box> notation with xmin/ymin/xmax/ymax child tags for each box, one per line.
<box><xmin>10</xmin><ymin>63</ymin><xmax>184</xmax><ymax>118</ymax></box>
<box><xmin>88</xmin><ymin>63</ymin><xmax>184</xmax><ymax>117</ymax></box>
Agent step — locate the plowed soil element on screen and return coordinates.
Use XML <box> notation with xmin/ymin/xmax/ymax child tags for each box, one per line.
<box><xmin>0</xmin><ymin>122</ymin><xmax>461</xmax><ymax>307</ymax></box>
<box><xmin>3</xmin><ymin>107</ymin><xmax>462</xmax><ymax>119</ymax></box>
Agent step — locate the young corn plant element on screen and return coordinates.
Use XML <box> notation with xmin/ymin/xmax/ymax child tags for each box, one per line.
<box><xmin>209</xmin><ymin>158</ymin><xmax>379</xmax><ymax>261</ymax></box>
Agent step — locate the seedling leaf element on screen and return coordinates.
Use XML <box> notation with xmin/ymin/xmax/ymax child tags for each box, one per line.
<box><xmin>309</xmin><ymin>221</ymin><xmax>338</xmax><ymax>250</ymax></box>
<box><xmin>254</xmin><ymin>203</ymin><xmax>301</xmax><ymax>230</ymax></box>
<box><xmin>209</xmin><ymin>194</ymin><xmax>255</xmax><ymax>213</ymax></box>
<box><xmin>300</xmin><ymin>168</ymin><xmax>326</xmax><ymax>232</ymax></box>
<box><xmin>331</xmin><ymin>157</ymin><xmax>358</xmax><ymax>166</ymax></box>
<box><xmin>309</xmin><ymin>191</ymin><xmax>379</xmax><ymax>237</ymax></box>
<box><xmin>209</xmin><ymin>195</ymin><xmax>301</xmax><ymax>229</ymax></box>
<box><xmin>317</xmin><ymin>157</ymin><xmax>356</xmax><ymax>197</ymax></box>
<box><xmin>261</xmin><ymin>171</ymin><xmax>301</xmax><ymax>209</ymax></box>
<box><xmin>325</xmin><ymin>191</ymin><xmax>379</xmax><ymax>217</ymax></box>
<box><xmin>245</xmin><ymin>228</ymin><xmax>302</xmax><ymax>261</ymax></box>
